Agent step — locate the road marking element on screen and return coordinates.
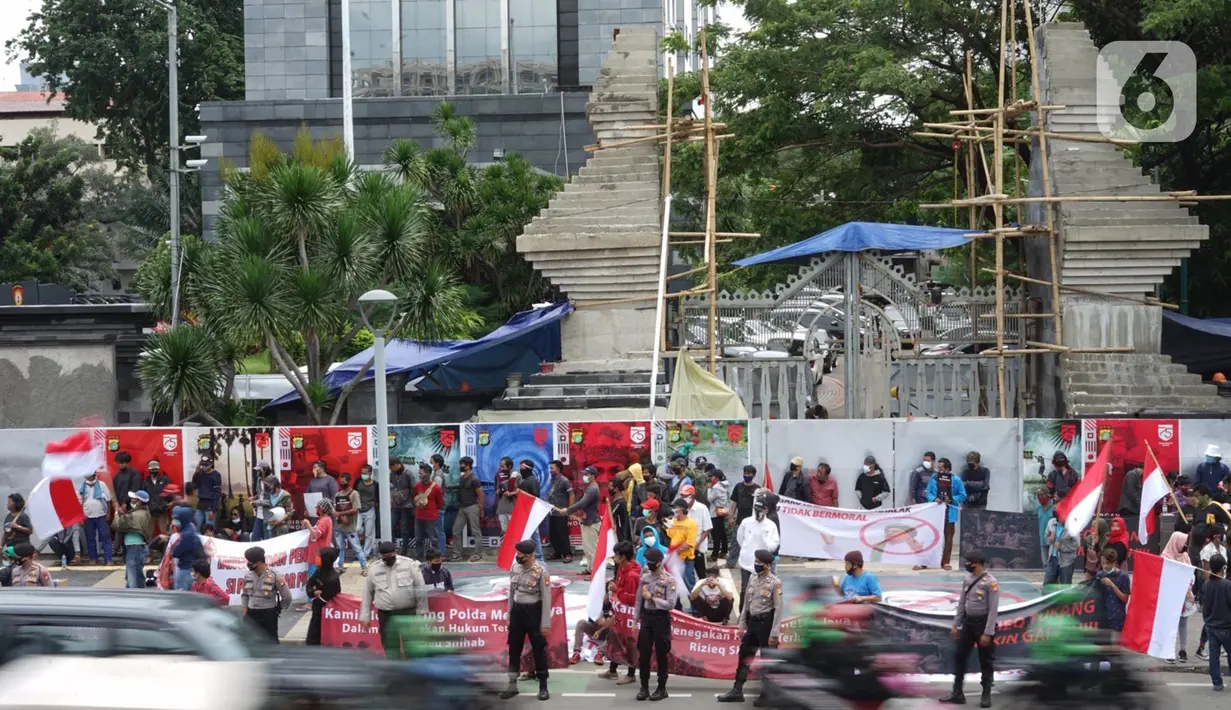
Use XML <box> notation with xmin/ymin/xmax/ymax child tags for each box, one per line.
<box><xmin>561</xmin><ymin>693</ymin><xmax>617</xmax><ymax>697</ymax></box>
<box><xmin>1166</xmin><ymin>682</ymin><xmax>1214</xmax><ymax>687</ymax></box>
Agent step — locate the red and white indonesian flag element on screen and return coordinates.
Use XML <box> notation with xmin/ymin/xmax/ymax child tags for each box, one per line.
<box><xmin>1056</xmin><ymin>439</ymin><xmax>1111</xmax><ymax>539</ymax></box>
<box><xmin>1139</xmin><ymin>448</ymin><xmax>1170</xmax><ymax>542</ymax></box>
<box><xmin>496</xmin><ymin>491</ymin><xmax>554</xmax><ymax>570</ymax></box>
<box><xmin>585</xmin><ymin>508</ymin><xmax>617</xmax><ymax>621</ymax></box>
<box><xmin>1122</xmin><ymin>550</ymin><xmax>1191</xmax><ymax>660</ymax></box>
<box><xmin>27</xmin><ymin>477</ymin><xmax>86</xmax><ymax>538</ymax></box>
<box><xmin>41</xmin><ymin>431</ymin><xmax>105</xmax><ymax>481</ymax></box>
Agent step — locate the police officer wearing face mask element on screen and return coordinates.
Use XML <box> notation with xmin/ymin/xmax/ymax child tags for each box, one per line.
<box><xmin>362</xmin><ymin>540</ymin><xmax>428</xmax><ymax>658</ymax></box>
<box><xmin>634</xmin><ymin>546</ymin><xmax>679</xmax><ymax>701</ymax></box>
<box><xmin>941</xmin><ymin>550</ymin><xmax>999</xmax><ymax>707</ymax></box>
<box><xmin>241</xmin><ymin>546</ymin><xmax>291</xmax><ymax>642</ymax></box>
<box><xmin>503</xmin><ymin>539</ymin><xmax>552</xmax><ymax>701</ymax></box>
<box><xmin>719</xmin><ymin>549</ymin><xmax>783</xmax><ymax>704</ymax></box>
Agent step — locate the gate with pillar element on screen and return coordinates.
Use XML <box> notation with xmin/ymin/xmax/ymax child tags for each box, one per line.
<box><xmin>675</xmin><ymin>253</ymin><xmax>1032</xmax><ymax>418</ymax></box>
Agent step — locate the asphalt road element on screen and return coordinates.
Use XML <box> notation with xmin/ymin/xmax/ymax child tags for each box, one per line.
<box><xmin>505</xmin><ymin>669</ymin><xmax>1230</xmax><ymax>709</ymax></box>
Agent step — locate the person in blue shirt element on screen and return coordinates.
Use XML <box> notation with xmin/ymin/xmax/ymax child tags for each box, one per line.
<box><xmin>170</xmin><ymin>505</ymin><xmax>203</xmax><ymax>592</ymax></box>
<box><xmin>832</xmin><ymin>550</ymin><xmax>882</xmax><ymax>603</ymax></box>
<box><xmin>1196</xmin><ymin>445</ymin><xmax>1231</xmax><ymax>493</ymax></box>
<box><xmin>923</xmin><ymin>458</ymin><xmax>966</xmax><ymax>571</ymax></box>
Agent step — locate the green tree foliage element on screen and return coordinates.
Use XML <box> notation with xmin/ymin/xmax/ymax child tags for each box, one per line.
<box><xmin>8</xmin><ymin>0</ymin><xmax>243</xmax><ymax>181</ymax></box>
<box><xmin>0</xmin><ymin>127</ymin><xmax>116</xmax><ymax>290</ymax></box>
<box><xmin>136</xmin><ymin>105</ymin><xmax>559</xmax><ymax>424</ymax></box>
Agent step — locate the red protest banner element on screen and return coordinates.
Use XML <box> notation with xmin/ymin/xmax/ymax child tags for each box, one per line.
<box><xmin>604</xmin><ymin>599</ymin><xmax>750</xmax><ymax>680</ymax></box>
<box><xmin>321</xmin><ymin>586</ymin><xmax>569</xmax><ymax>670</ymax></box>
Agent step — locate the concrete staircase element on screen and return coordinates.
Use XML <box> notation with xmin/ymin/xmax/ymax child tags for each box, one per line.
<box><xmin>1061</xmin><ymin>353</ymin><xmax>1231</xmax><ymax>416</ymax></box>
<box><xmin>1035</xmin><ymin>23</ymin><xmax>1225</xmax><ymax>415</ymax></box>
<box><xmin>491</xmin><ymin>369</ymin><xmax>669</xmax><ymax>411</ymax></box>
<box><xmin>1039</xmin><ymin>23</ymin><xmax>1209</xmax><ymax>295</ymax></box>
<box><xmin>516</xmin><ymin>26</ymin><xmax>662</xmax><ymax>306</ymax></box>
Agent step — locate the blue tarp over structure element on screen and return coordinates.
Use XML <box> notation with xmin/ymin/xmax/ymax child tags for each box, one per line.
<box><xmin>1162</xmin><ymin>310</ymin><xmax>1231</xmax><ymax>378</ymax></box>
<box><xmin>266</xmin><ymin>302</ymin><xmax>572</xmax><ymax>407</ymax></box>
<box><xmin>734</xmin><ymin>222</ymin><xmax>973</xmax><ymax>267</ymax></box>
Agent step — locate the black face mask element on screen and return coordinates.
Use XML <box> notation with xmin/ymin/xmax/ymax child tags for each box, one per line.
<box><xmin>520</xmin><ymin>467</ymin><xmax>532</xmax><ymax>476</ymax></box>
<box><xmin>647</xmin><ymin>562</ymin><xmax>661</xmax><ymax>572</ymax></box>
<box><xmin>965</xmin><ymin>562</ymin><xmax>978</xmax><ymax>573</ymax></box>
<box><xmin>754</xmin><ymin>563</ymin><xmax>767</xmax><ymax>574</ymax></box>
<box><xmin>382</xmin><ymin>556</ymin><xmax>397</xmax><ymax>566</ymax></box>
<box><xmin>430</xmin><ymin>563</ymin><xmax>443</xmax><ymax>571</ymax></box>
<box><xmin>743</xmin><ymin>476</ymin><xmax>755</xmax><ymax>483</ymax></box>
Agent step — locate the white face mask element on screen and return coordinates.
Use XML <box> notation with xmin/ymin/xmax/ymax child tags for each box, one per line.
<box><xmin>582</xmin><ymin>475</ymin><xmax>592</xmax><ymax>484</ymax></box>
<box><xmin>862</xmin><ymin>465</ymin><xmax>871</xmax><ymax>473</ymax></box>
<box><xmin>922</xmin><ymin>460</ymin><xmax>933</xmax><ymax>470</ymax></box>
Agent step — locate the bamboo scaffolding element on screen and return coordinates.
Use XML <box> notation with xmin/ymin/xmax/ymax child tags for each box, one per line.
<box><xmin>993</xmin><ymin>0</ymin><xmax>1009</xmax><ymax>417</ymax></box>
<box><xmin>670</xmin><ymin>231</ymin><xmax>761</xmax><ymax>238</ymax></box>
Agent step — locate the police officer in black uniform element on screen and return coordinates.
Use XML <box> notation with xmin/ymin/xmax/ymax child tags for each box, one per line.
<box><xmin>635</xmin><ymin>546</ymin><xmax>680</xmax><ymax>701</ymax></box>
<box><xmin>718</xmin><ymin>549</ymin><xmax>783</xmax><ymax>705</ymax></box>
<box><xmin>941</xmin><ymin>549</ymin><xmax>999</xmax><ymax>707</ymax></box>
<box><xmin>503</xmin><ymin>539</ymin><xmax>551</xmax><ymax>701</ymax></box>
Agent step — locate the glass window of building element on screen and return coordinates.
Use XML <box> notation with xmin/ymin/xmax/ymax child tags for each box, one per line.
<box><xmin>509</xmin><ymin>0</ymin><xmax>557</xmax><ymax>93</ymax></box>
<box><xmin>455</xmin><ymin>0</ymin><xmax>502</xmax><ymax>95</ymax></box>
<box><xmin>351</xmin><ymin>0</ymin><xmax>396</xmax><ymax>97</ymax></box>
<box><xmin>401</xmin><ymin>0</ymin><xmax>448</xmax><ymax>96</ymax></box>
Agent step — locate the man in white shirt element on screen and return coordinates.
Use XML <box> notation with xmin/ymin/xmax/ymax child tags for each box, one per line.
<box><xmin>735</xmin><ymin>498</ymin><xmax>779</xmax><ymax>605</ymax></box>
<box><xmin>1203</xmin><ymin>524</ymin><xmax>1228</xmax><ymax>578</ymax></box>
<box><xmin>681</xmin><ymin>484</ymin><xmax>713</xmax><ymax>584</ymax></box>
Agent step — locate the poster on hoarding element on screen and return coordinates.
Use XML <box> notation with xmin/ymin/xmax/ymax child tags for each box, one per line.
<box><xmin>101</xmin><ymin>428</ymin><xmax>185</xmax><ymax>487</ymax></box>
<box><xmin>183</xmin><ymin>427</ymin><xmax>275</xmax><ymax>507</ymax></box>
<box><xmin>664</xmin><ymin>421</ymin><xmax>750</xmax><ymax>477</ymax></box>
<box><xmin>1082</xmin><ymin>419</ymin><xmax>1179</xmax><ymax>514</ymax></box>
<box><xmin>1021</xmin><ymin>419</ymin><xmax>1083</xmax><ymax>513</ymax></box>
<box><xmin>277</xmin><ymin>427</ymin><xmax>369</xmax><ymax>524</ymax></box>
<box><xmin>462</xmin><ymin>422</ymin><xmax>555</xmax><ymax>532</ymax></box>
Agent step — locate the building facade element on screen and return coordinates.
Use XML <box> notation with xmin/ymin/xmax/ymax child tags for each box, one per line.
<box><xmin>200</xmin><ymin>0</ymin><xmax>714</xmax><ymax>235</ymax></box>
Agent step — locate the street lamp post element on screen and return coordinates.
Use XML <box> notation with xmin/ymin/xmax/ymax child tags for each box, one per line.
<box><xmin>359</xmin><ymin>289</ymin><xmax>400</xmax><ymax>542</ymax></box>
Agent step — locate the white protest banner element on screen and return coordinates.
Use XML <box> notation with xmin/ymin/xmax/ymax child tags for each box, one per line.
<box><xmin>209</xmin><ymin>530</ymin><xmax>310</xmax><ymax>605</ymax></box>
<box><xmin>777</xmin><ymin>499</ymin><xmax>947</xmax><ymax>568</ymax></box>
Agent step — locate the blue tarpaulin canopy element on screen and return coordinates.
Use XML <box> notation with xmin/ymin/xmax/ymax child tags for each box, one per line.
<box><xmin>733</xmin><ymin>222</ymin><xmax>973</xmax><ymax>267</ymax></box>
<box><xmin>1162</xmin><ymin>310</ymin><xmax>1231</xmax><ymax>378</ymax></box>
<box><xmin>266</xmin><ymin>301</ymin><xmax>573</xmax><ymax>407</ymax></box>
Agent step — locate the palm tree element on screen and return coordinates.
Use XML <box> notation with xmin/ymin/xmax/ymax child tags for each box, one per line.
<box><xmin>137</xmin><ymin>104</ymin><xmax>564</xmax><ymax>426</ymax></box>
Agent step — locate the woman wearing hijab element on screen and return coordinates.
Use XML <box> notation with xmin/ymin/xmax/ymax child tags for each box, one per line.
<box><xmin>636</xmin><ymin>527</ymin><xmax>669</xmax><ymax>567</ymax></box>
<box><xmin>1081</xmin><ymin>518</ymin><xmax>1110</xmax><ymax>579</ymax></box>
<box><xmin>1107</xmin><ymin>516</ymin><xmax>1131</xmax><ymax>567</ymax></box>
<box><xmin>1162</xmin><ymin>524</ymin><xmax>1197</xmax><ymax>663</ymax></box>
<box><xmin>306</xmin><ymin>547</ymin><xmax>342</xmax><ymax>646</ymax></box>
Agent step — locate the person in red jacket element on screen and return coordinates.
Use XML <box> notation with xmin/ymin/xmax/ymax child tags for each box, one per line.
<box><xmin>189</xmin><ymin>559</ymin><xmax>230</xmax><ymax>605</ymax></box>
<box><xmin>602</xmin><ymin>540</ymin><xmax>641</xmax><ymax>684</ymax></box>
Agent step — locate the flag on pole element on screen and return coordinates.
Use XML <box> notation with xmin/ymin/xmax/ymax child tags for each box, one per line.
<box><xmin>1121</xmin><ymin>550</ymin><xmax>1191</xmax><ymax>659</ymax></box>
<box><xmin>27</xmin><ymin>477</ymin><xmax>86</xmax><ymax>539</ymax></box>
<box><xmin>41</xmin><ymin>431</ymin><xmax>105</xmax><ymax>480</ymax></box>
<box><xmin>496</xmin><ymin>491</ymin><xmax>554</xmax><ymax>570</ymax></box>
<box><xmin>585</xmin><ymin>507</ymin><xmax>617</xmax><ymax>622</ymax></box>
<box><xmin>1139</xmin><ymin>447</ymin><xmax>1170</xmax><ymax>543</ymax></box>
<box><xmin>1056</xmin><ymin>439</ymin><xmax>1111</xmax><ymax>539</ymax></box>
<box><xmin>763</xmin><ymin>462</ymin><xmax>774</xmax><ymax>493</ymax></box>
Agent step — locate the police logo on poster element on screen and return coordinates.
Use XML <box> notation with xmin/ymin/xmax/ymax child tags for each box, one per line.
<box><xmin>107</xmin><ymin>435</ymin><xmax>120</xmax><ymax>452</ymax></box>
<box><xmin>440</xmin><ymin>429</ymin><xmax>456</xmax><ymax>448</ymax></box>
<box><xmin>571</xmin><ymin>428</ymin><xmax>584</xmax><ymax>445</ymax></box>
<box><xmin>629</xmin><ymin>426</ymin><xmax>646</xmax><ymax>445</ymax></box>
<box><xmin>1158</xmin><ymin>423</ymin><xmax>1175</xmax><ymax>442</ymax></box>
<box><xmin>478</xmin><ymin>430</ymin><xmax>491</xmax><ymax>447</ymax></box>
<box><xmin>197</xmin><ymin>433</ymin><xmax>212</xmax><ymax>453</ymax></box>
<box><xmin>346</xmin><ymin>432</ymin><xmax>363</xmax><ymax>451</ymax></box>
<box><xmin>292</xmin><ymin>433</ymin><xmax>304</xmax><ymax>450</ymax></box>
<box><xmin>533</xmin><ymin>427</ymin><xmax>549</xmax><ymax>446</ymax></box>
<box><xmin>387</xmin><ymin>432</ymin><xmax>397</xmax><ymax>448</ymax></box>
<box><xmin>162</xmin><ymin>434</ymin><xmax>178</xmax><ymax>451</ymax></box>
